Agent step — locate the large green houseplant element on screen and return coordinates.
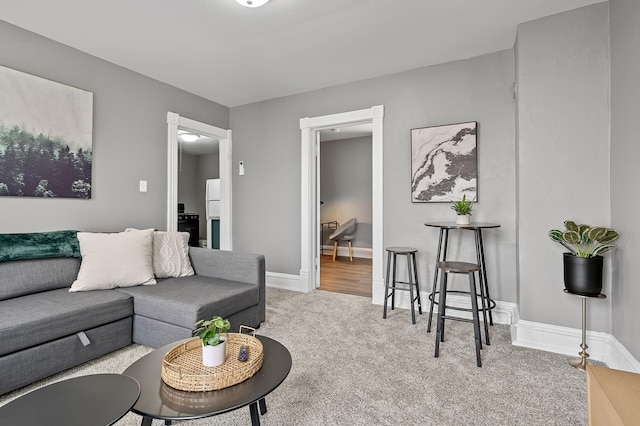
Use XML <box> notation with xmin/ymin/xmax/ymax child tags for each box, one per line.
<box><xmin>194</xmin><ymin>316</ymin><xmax>231</xmax><ymax>367</ymax></box>
<box><xmin>548</xmin><ymin>220</ymin><xmax>619</xmax><ymax>296</ymax></box>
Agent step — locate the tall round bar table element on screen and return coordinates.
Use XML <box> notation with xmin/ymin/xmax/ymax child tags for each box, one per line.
<box><xmin>425</xmin><ymin>222</ymin><xmax>500</xmax><ymax>343</ymax></box>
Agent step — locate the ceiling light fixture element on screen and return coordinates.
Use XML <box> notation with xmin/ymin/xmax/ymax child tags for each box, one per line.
<box><xmin>234</xmin><ymin>0</ymin><xmax>271</xmax><ymax>8</ymax></box>
<box><xmin>179</xmin><ymin>132</ymin><xmax>199</xmax><ymax>143</ymax></box>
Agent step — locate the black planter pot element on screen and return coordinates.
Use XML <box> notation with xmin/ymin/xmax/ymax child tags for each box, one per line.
<box><xmin>563</xmin><ymin>253</ymin><xmax>603</xmax><ymax>296</ymax></box>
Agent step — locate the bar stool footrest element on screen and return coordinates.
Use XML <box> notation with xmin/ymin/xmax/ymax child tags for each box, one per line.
<box><xmin>429</xmin><ymin>290</ymin><xmax>496</xmax><ymax>313</ymax></box>
<box><xmin>441</xmin><ymin>315</ymin><xmax>478</xmax><ymax>324</ymax></box>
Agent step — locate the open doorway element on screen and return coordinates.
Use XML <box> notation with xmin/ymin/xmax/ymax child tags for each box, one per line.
<box><xmin>317</xmin><ymin>125</ymin><xmax>373</xmax><ymax>297</ymax></box>
<box><xmin>176</xmin><ymin>131</ymin><xmax>219</xmax><ymax>248</ymax></box>
<box><xmin>167</xmin><ymin>112</ymin><xmax>233</xmax><ymax>250</ymax></box>
<box><xmin>299</xmin><ymin>105</ymin><xmax>384</xmax><ymax>301</ymax></box>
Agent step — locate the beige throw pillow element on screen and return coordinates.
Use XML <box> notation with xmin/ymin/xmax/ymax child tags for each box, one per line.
<box><xmin>152</xmin><ymin>231</ymin><xmax>195</xmax><ymax>278</ymax></box>
<box><xmin>124</xmin><ymin>228</ymin><xmax>195</xmax><ymax>278</ymax></box>
<box><xmin>70</xmin><ymin>229</ymin><xmax>156</xmax><ymax>292</ymax></box>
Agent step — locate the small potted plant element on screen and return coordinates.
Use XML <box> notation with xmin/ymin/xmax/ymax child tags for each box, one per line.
<box><xmin>548</xmin><ymin>220</ymin><xmax>619</xmax><ymax>296</ymax></box>
<box><xmin>451</xmin><ymin>194</ymin><xmax>473</xmax><ymax>225</ymax></box>
<box><xmin>194</xmin><ymin>316</ymin><xmax>231</xmax><ymax>367</ymax></box>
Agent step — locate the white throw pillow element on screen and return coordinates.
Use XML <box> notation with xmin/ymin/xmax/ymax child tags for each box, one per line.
<box><xmin>152</xmin><ymin>231</ymin><xmax>195</xmax><ymax>278</ymax></box>
<box><xmin>70</xmin><ymin>229</ymin><xmax>156</xmax><ymax>292</ymax></box>
<box><xmin>124</xmin><ymin>228</ymin><xmax>195</xmax><ymax>278</ymax></box>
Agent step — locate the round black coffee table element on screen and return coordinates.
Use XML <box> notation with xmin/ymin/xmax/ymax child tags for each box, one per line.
<box><xmin>123</xmin><ymin>335</ymin><xmax>292</xmax><ymax>426</ymax></box>
<box><xmin>0</xmin><ymin>373</ymin><xmax>140</xmax><ymax>426</ymax></box>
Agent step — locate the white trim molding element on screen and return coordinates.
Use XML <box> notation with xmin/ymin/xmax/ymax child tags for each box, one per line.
<box><xmin>321</xmin><ymin>246</ymin><xmax>373</xmax><ymax>259</ymax></box>
<box><xmin>371</xmin><ymin>290</ymin><xmax>519</xmax><ymax>325</ymax></box>
<box><xmin>266</xmin><ymin>271</ymin><xmax>306</xmax><ymax>292</ymax></box>
<box><xmin>299</xmin><ymin>105</ymin><xmax>384</xmax><ymax>293</ymax></box>
<box><xmin>511</xmin><ymin>320</ymin><xmax>640</xmax><ymax>373</ymax></box>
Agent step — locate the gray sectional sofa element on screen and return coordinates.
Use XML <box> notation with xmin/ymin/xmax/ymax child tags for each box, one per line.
<box><xmin>0</xmin><ymin>247</ymin><xmax>265</xmax><ymax>395</ymax></box>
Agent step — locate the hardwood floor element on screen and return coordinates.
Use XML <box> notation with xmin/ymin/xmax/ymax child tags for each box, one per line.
<box><xmin>319</xmin><ymin>254</ymin><xmax>372</xmax><ymax>298</ymax></box>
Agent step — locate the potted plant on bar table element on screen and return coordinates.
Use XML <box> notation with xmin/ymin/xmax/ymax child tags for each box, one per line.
<box><xmin>548</xmin><ymin>220</ymin><xmax>619</xmax><ymax>296</ymax></box>
<box><xmin>194</xmin><ymin>316</ymin><xmax>231</xmax><ymax>367</ymax></box>
<box><xmin>451</xmin><ymin>194</ymin><xmax>474</xmax><ymax>225</ymax></box>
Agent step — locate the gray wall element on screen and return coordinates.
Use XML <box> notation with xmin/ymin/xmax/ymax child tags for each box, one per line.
<box><xmin>0</xmin><ymin>20</ymin><xmax>229</xmax><ymax>233</ymax></box>
<box><xmin>516</xmin><ymin>4</ymin><xmax>611</xmax><ymax>330</ymax></box>
<box><xmin>320</xmin><ymin>136</ymin><xmax>372</xmax><ymax>248</ymax></box>
<box><xmin>178</xmin><ymin>152</ymin><xmax>219</xmax><ymax>240</ymax></box>
<box><xmin>178</xmin><ymin>153</ymin><xmax>199</xmax><ymax>215</ymax></box>
<box><xmin>231</xmin><ymin>50</ymin><xmax>517</xmax><ymax>302</ymax></box>
<box><xmin>610</xmin><ymin>0</ymin><xmax>640</xmax><ymax>359</ymax></box>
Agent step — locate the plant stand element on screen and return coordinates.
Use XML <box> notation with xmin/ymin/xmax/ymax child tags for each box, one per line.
<box><xmin>563</xmin><ymin>289</ymin><xmax>606</xmax><ymax>370</ymax></box>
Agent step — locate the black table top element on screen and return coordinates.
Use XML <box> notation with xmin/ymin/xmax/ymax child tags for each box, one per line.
<box><xmin>425</xmin><ymin>221</ymin><xmax>501</xmax><ymax>229</ymax></box>
<box><xmin>0</xmin><ymin>373</ymin><xmax>140</xmax><ymax>426</ymax></box>
<box><xmin>122</xmin><ymin>335</ymin><xmax>292</xmax><ymax>422</ymax></box>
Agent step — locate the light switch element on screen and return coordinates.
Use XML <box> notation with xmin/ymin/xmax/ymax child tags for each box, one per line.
<box><xmin>239</xmin><ymin>161</ymin><xmax>245</xmax><ymax>176</ymax></box>
<box><xmin>139</xmin><ymin>180</ymin><xmax>148</xmax><ymax>192</ymax></box>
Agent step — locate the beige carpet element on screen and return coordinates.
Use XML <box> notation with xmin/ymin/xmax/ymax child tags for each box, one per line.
<box><xmin>0</xmin><ymin>288</ymin><xmax>589</xmax><ymax>425</ymax></box>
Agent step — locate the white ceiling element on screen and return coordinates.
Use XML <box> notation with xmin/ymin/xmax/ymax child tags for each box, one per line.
<box><xmin>0</xmin><ymin>0</ymin><xmax>603</xmax><ymax>107</ymax></box>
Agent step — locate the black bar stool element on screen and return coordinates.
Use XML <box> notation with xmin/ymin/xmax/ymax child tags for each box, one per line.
<box><xmin>383</xmin><ymin>247</ymin><xmax>422</xmax><ymax>324</ymax></box>
<box><xmin>433</xmin><ymin>261</ymin><xmax>485</xmax><ymax>367</ymax></box>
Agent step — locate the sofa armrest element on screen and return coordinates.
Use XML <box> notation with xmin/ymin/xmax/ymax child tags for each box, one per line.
<box><xmin>188</xmin><ymin>247</ymin><xmax>266</xmax><ymax>323</ymax></box>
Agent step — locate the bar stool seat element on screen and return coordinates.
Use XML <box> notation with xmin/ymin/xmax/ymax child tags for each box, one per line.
<box><xmin>383</xmin><ymin>247</ymin><xmax>422</xmax><ymax>324</ymax></box>
<box><xmin>433</xmin><ymin>261</ymin><xmax>487</xmax><ymax>367</ymax></box>
<box><xmin>437</xmin><ymin>261</ymin><xmax>479</xmax><ymax>273</ymax></box>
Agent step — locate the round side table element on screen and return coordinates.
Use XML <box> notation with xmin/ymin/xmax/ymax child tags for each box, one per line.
<box><xmin>563</xmin><ymin>289</ymin><xmax>606</xmax><ymax>370</ymax></box>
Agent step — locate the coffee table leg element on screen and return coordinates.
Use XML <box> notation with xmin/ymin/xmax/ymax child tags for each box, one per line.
<box><xmin>249</xmin><ymin>402</ymin><xmax>261</xmax><ymax>425</ymax></box>
<box><xmin>259</xmin><ymin>398</ymin><xmax>267</xmax><ymax>415</ymax></box>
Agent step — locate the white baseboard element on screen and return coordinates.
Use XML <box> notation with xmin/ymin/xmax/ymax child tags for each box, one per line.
<box><xmin>266</xmin><ymin>271</ymin><xmax>306</xmax><ymax>292</ymax></box>
<box><xmin>511</xmin><ymin>320</ymin><xmax>640</xmax><ymax>373</ymax></box>
<box><xmin>605</xmin><ymin>335</ymin><xmax>640</xmax><ymax>372</ymax></box>
<box><xmin>321</xmin><ymin>245</ymin><xmax>372</xmax><ymax>259</ymax></box>
<box><xmin>371</xmin><ymin>288</ymin><xmax>519</xmax><ymax>325</ymax></box>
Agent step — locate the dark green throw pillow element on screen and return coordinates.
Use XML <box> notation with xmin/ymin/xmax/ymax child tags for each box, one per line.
<box><xmin>0</xmin><ymin>230</ymin><xmax>80</xmax><ymax>262</ymax></box>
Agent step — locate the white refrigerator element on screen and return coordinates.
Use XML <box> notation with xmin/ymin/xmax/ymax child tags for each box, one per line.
<box><xmin>206</xmin><ymin>179</ymin><xmax>220</xmax><ymax>249</ymax></box>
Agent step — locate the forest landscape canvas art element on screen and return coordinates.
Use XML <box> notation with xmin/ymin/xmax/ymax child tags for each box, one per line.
<box><xmin>411</xmin><ymin>121</ymin><xmax>477</xmax><ymax>203</ymax></box>
<box><xmin>0</xmin><ymin>65</ymin><xmax>93</xmax><ymax>199</ymax></box>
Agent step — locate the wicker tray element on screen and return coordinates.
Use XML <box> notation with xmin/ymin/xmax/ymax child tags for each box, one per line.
<box><xmin>161</xmin><ymin>326</ymin><xmax>264</xmax><ymax>392</ymax></box>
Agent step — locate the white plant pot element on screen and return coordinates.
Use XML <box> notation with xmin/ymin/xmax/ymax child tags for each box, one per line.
<box><xmin>456</xmin><ymin>214</ymin><xmax>470</xmax><ymax>225</ymax></box>
<box><xmin>201</xmin><ymin>340</ymin><xmax>227</xmax><ymax>367</ymax></box>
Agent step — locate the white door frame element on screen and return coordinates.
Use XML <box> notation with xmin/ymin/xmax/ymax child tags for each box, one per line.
<box><xmin>299</xmin><ymin>105</ymin><xmax>384</xmax><ymax>294</ymax></box>
<box><xmin>167</xmin><ymin>112</ymin><xmax>233</xmax><ymax>250</ymax></box>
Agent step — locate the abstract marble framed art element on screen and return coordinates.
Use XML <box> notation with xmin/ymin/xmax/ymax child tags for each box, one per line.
<box><xmin>410</xmin><ymin>121</ymin><xmax>477</xmax><ymax>203</ymax></box>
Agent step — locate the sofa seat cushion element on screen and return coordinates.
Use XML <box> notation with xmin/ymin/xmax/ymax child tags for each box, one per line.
<box><xmin>0</xmin><ymin>288</ymin><xmax>133</xmax><ymax>356</ymax></box>
<box><xmin>116</xmin><ymin>276</ymin><xmax>259</xmax><ymax>329</ymax></box>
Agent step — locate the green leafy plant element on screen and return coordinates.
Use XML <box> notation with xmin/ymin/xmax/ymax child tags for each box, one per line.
<box><xmin>450</xmin><ymin>194</ymin><xmax>473</xmax><ymax>215</ymax></box>
<box><xmin>193</xmin><ymin>316</ymin><xmax>231</xmax><ymax>346</ymax></box>
<box><xmin>548</xmin><ymin>220</ymin><xmax>619</xmax><ymax>258</ymax></box>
